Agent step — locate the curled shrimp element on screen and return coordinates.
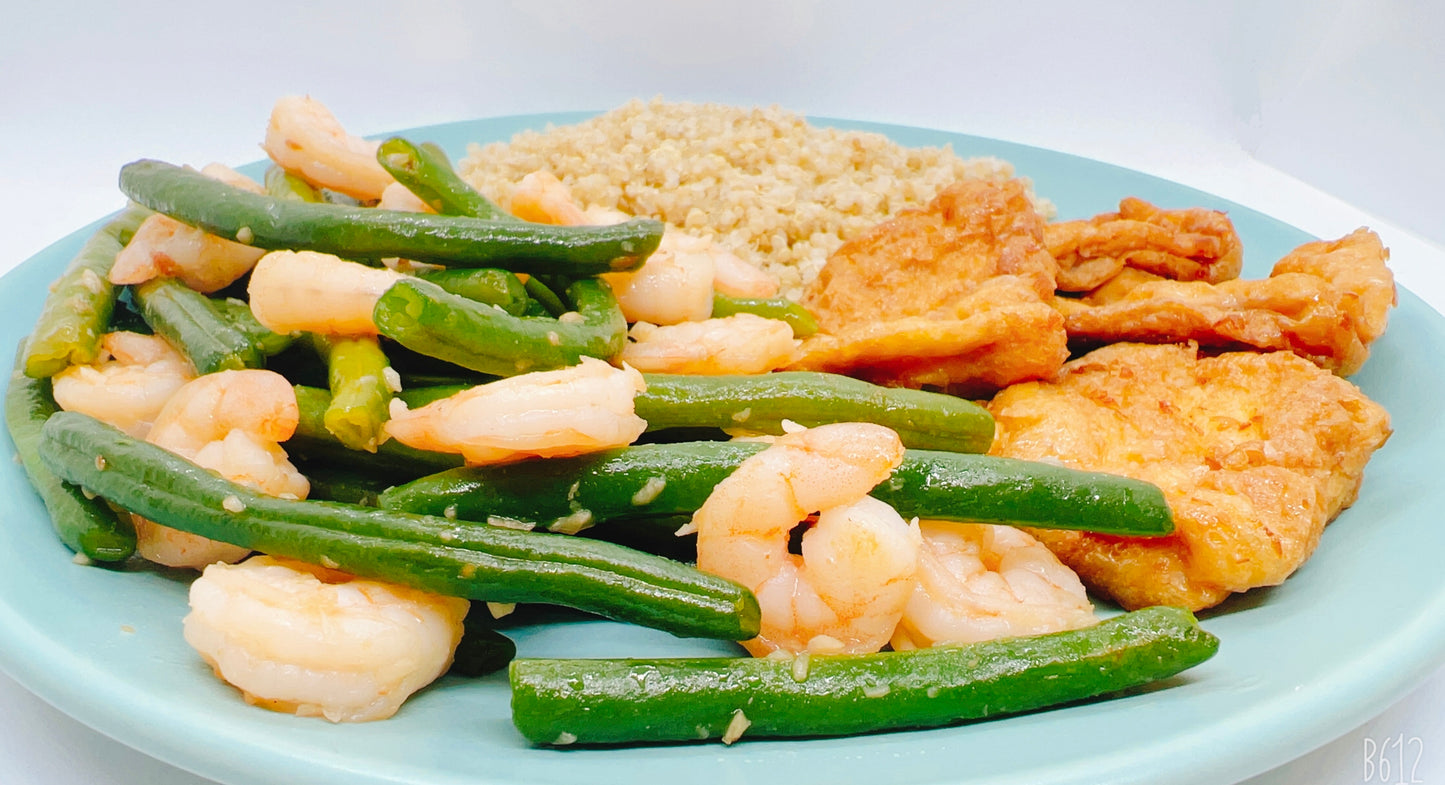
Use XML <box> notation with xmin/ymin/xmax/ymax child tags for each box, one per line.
<box><xmin>109</xmin><ymin>164</ymin><xmax>267</xmax><ymax>293</ymax></box>
<box><xmin>606</xmin><ymin>232</ymin><xmax>717</xmax><ymax>325</ymax></box>
<box><xmin>51</xmin><ymin>332</ymin><xmax>195</xmax><ymax>438</ymax></box>
<box><xmin>620</xmin><ymin>313</ymin><xmax>799</xmax><ymax>374</ymax></box>
<box><xmin>692</xmin><ymin>423</ymin><xmax>918</xmax><ymax>656</ymax></box>
<box><xmin>509</xmin><ymin>170</ymin><xmax>778</xmax><ymax>322</ymax></box>
<box><xmin>184</xmin><ymin>555</ymin><xmax>468</xmax><ymax>722</ymax></box>
<box><xmin>263</xmin><ymin>95</ymin><xmax>394</xmax><ymax>202</ymax></box>
<box><xmin>137</xmin><ymin>369</ymin><xmax>309</xmax><ymax>569</ymax></box>
<box><xmin>384</xmin><ymin>357</ymin><xmax>647</xmax><ymax>465</ymax></box>
<box><xmin>890</xmin><ymin>521</ymin><xmax>1097</xmax><ymax>650</ymax></box>
<box><xmin>248</xmin><ymin>250</ymin><xmax>403</xmax><ymax>336</ymax></box>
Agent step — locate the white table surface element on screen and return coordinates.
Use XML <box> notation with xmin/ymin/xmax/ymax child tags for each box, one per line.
<box><xmin>2</xmin><ymin>2</ymin><xmax>1442</xmax><ymax>783</ymax></box>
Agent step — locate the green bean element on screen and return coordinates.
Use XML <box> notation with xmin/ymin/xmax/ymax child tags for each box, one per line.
<box><xmin>132</xmin><ymin>277</ymin><xmax>263</xmax><ymax>374</ymax></box>
<box><xmin>5</xmin><ymin>349</ymin><xmax>134</xmax><ymax>561</ymax></box>
<box><xmin>396</xmin><ymin>384</ymin><xmax>469</xmax><ymax>408</ymax></box>
<box><xmin>414</xmin><ymin>268</ymin><xmax>529</xmax><ymax>315</ymax></box>
<box><xmin>636</xmin><ymin>372</ymin><xmax>994</xmax><ymax>453</ymax></box>
<box><xmin>309</xmin><ymin>334</ymin><xmax>394</xmax><ymax>452</ymax></box>
<box><xmin>263</xmin><ymin>164</ymin><xmax>323</xmax><ymax>203</ymax></box>
<box><xmin>522</xmin><ymin>276</ymin><xmax>568</xmax><ymax>317</ymax></box>
<box><xmin>711</xmin><ymin>293</ymin><xmax>819</xmax><ymax>337</ymax></box>
<box><xmin>214</xmin><ymin>297</ymin><xmax>295</xmax><ymax>357</ymax></box>
<box><xmin>510</xmin><ymin>606</ymin><xmax>1218</xmax><ymax>745</ymax></box>
<box><xmin>120</xmin><ymin>160</ymin><xmax>662</xmax><ymax>276</ymax></box>
<box><xmin>379</xmin><ymin>441</ymin><xmax>1175</xmax><ymax>538</ymax></box>
<box><xmin>374</xmin><ymin>277</ymin><xmax>626</xmax><ymax>377</ymax></box>
<box><xmin>376</xmin><ymin>137</ymin><xmax>512</xmax><ymax>220</ymax></box>
<box><xmin>397</xmin><ymin>373</ymin><xmax>993</xmax><ymax>453</ymax></box>
<box><xmin>418</xmin><ymin>142</ymin><xmax>452</xmax><ymax>171</ymax></box>
<box><xmin>39</xmin><ymin>411</ymin><xmax>761</xmax><ymax>641</ymax></box>
<box><xmin>24</xmin><ymin>205</ymin><xmax>150</xmax><ymax>378</ymax></box>
<box><xmin>288</xmin><ymin>385</ymin><xmax>462</xmax><ymax>477</ymax></box>
<box><xmin>294</xmin><ymin>461</ymin><xmax>389</xmax><ymax>507</ymax></box>
<box><xmin>371</xmin><ymin>140</ymin><xmax>580</xmax><ymax>321</ymax></box>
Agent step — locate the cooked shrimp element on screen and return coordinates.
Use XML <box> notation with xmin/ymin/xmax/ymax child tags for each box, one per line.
<box><xmin>608</xmin><ymin>232</ymin><xmax>786</xmax><ymax>322</ymax></box>
<box><xmin>508</xmin><ymin>170</ymin><xmax>779</xmax><ymax>320</ymax></box>
<box><xmin>508</xmin><ymin>170</ymin><xmax>593</xmax><ymax>225</ymax></box>
<box><xmin>108</xmin><ymin>165</ymin><xmax>266</xmax><ymax>293</ymax></box>
<box><xmin>620</xmin><ymin>313</ymin><xmax>799</xmax><ymax>374</ymax></box>
<box><xmin>184</xmin><ymin>555</ymin><xmax>468</xmax><ymax>722</ymax></box>
<box><xmin>510</xmin><ymin>172</ymin><xmax>712</xmax><ymax>322</ymax></box>
<box><xmin>385</xmin><ymin>357</ymin><xmax>647</xmax><ymax>465</ymax></box>
<box><xmin>890</xmin><ymin>521</ymin><xmax>1097</xmax><ymax>650</ymax></box>
<box><xmin>51</xmin><ymin>332</ymin><xmax>195</xmax><ymax>438</ymax></box>
<box><xmin>377</xmin><ymin>182</ymin><xmax>433</xmax><ymax>213</ymax></box>
<box><xmin>137</xmin><ymin>369</ymin><xmax>309</xmax><ymax>569</ymax></box>
<box><xmin>198</xmin><ymin>162</ymin><xmax>264</xmax><ymax>192</ymax></box>
<box><xmin>606</xmin><ymin>232</ymin><xmax>717</xmax><ymax>325</ymax></box>
<box><xmin>692</xmin><ymin>423</ymin><xmax>918</xmax><ymax>656</ymax></box>
<box><xmin>709</xmin><ymin>246</ymin><xmax>780</xmax><ymax>299</ymax></box>
<box><xmin>248</xmin><ymin>250</ymin><xmax>403</xmax><ymax>336</ymax></box>
<box><xmin>263</xmin><ymin>95</ymin><xmax>393</xmax><ymax>202</ymax></box>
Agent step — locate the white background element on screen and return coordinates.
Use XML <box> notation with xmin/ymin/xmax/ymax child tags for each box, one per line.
<box><xmin>1</xmin><ymin>2</ymin><xmax>1442</xmax><ymax>783</ymax></box>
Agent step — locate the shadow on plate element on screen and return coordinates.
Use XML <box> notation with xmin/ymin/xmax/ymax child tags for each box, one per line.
<box><xmin>1196</xmin><ymin>585</ymin><xmax>1281</xmax><ymax>621</ymax></box>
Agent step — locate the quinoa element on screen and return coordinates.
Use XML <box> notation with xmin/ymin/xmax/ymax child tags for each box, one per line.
<box><xmin>460</xmin><ymin>98</ymin><xmax>1047</xmax><ymax>299</ymax></box>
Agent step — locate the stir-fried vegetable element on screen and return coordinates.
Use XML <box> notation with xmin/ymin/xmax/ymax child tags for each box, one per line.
<box><xmin>710</xmin><ymin>293</ymin><xmax>818</xmax><ymax>336</ymax></box>
<box><xmin>635</xmin><ymin>371</ymin><xmax>994</xmax><ymax>452</ymax></box>
<box><xmin>1</xmin><ymin>105</ymin><xmax>1225</xmax><ymax>744</ymax></box>
<box><xmin>378</xmin><ymin>441</ymin><xmax>1175</xmax><ymax>538</ymax></box>
<box><xmin>38</xmin><ymin>411</ymin><xmax>761</xmax><ymax>641</ymax></box>
<box><xmin>23</xmin><ymin>206</ymin><xmax>150</xmax><ymax>378</ymax></box>
<box><xmin>391</xmin><ymin>372</ymin><xmax>994</xmax><ymax>452</ymax></box>
<box><xmin>310</xmin><ymin>334</ymin><xmax>394</xmax><ymax>452</ymax></box>
<box><xmin>376</xmin><ymin>136</ymin><xmax>513</xmax><ymax>220</ymax></box>
<box><xmin>510</xmin><ymin>606</ymin><xmax>1218</xmax><ymax>745</ymax></box>
<box><xmin>5</xmin><ymin>350</ymin><xmax>135</xmax><ymax>561</ymax></box>
<box><xmin>119</xmin><ymin>159</ymin><xmax>664</xmax><ymax>276</ymax></box>
<box><xmin>374</xmin><ymin>276</ymin><xmax>627</xmax><ymax>377</ymax></box>
<box><xmin>263</xmin><ymin>164</ymin><xmax>323</xmax><ymax>203</ymax></box>
<box><xmin>414</xmin><ymin>268</ymin><xmax>530</xmax><ymax>316</ymax></box>
<box><xmin>133</xmin><ymin>277</ymin><xmax>265</xmax><ymax>374</ymax></box>
<box><xmin>288</xmin><ymin>385</ymin><xmax>463</xmax><ymax>476</ymax></box>
<box><xmin>213</xmin><ymin>297</ymin><xmax>296</xmax><ymax>358</ymax></box>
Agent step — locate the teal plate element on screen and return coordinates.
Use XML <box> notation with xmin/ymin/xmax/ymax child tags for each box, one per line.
<box><xmin>1</xmin><ymin>115</ymin><xmax>1441</xmax><ymax>785</ymax></box>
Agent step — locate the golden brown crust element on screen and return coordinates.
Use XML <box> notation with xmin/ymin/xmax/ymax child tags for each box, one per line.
<box><xmin>1046</xmin><ymin>197</ymin><xmax>1244</xmax><ymax>292</ymax></box>
<box><xmin>803</xmin><ymin>179</ymin><xmax>1057</xmax><ymax>330</ymax></box>
<box><xmin>988</xmin><ymin>342</ymin><xmax>1391</xmax><ymax>611</ymax></box>
<box><xmin>1271</xmin><ymin>228</ymin><xmax>1396</xmax><ymax>344</ymax></box>
<box><xmin>791</xmin><ymin>280</ymin><xmax>1068</xmax><ymax>397</ymax></box>
<box><xmin>1057</xmin><ymin>228</ymin><xmax>1394</xmax><ymax>375</ymax></box>
<box><xmin>790</xmin><ymin>179</ymin><xmax>1066</xmax><ymax>394</ymax></box>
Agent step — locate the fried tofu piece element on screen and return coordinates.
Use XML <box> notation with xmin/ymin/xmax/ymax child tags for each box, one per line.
<box><xmin>1046</xmin><ymin>197</ymin><xmax>1244</xmax><ymax>292</ymax></box>
<box><xmin>790</xmin><ymin>179</ymin><xmax>1067</xmax><ymax>395</ymax></box>
<box><xmin>1056</xmin><ymin>228</ymin><xmax>1394</xmax><ymax>375</ymax></box>
<box><xmin>791</xmin><ymin>278</ymin><xmax>1067</xmax><ymax>393</ymax></box>
<box><xmin>989</xmin><ymin>342</ymin><xmax>1391</xmax><ymax>611</ymax></box>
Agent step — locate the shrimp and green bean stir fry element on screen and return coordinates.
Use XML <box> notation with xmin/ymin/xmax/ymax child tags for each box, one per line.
<box><xmin>6</xmin><ymin>95</ymin><xmax>1213</xmax><ymax>743</ymax></box>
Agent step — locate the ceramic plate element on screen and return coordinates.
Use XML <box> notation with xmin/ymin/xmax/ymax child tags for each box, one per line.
<box><xmin>0</xmin><ymin>114</ymin><xmax>1441</xmax><ymax>785</ymax></box>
